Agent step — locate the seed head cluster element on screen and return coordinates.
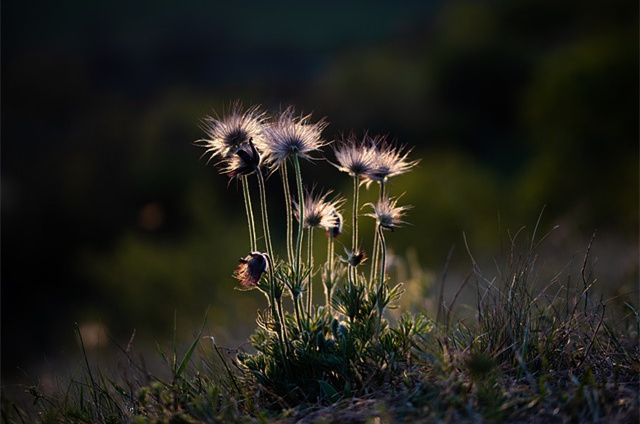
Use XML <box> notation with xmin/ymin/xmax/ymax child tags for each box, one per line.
<box><xmin>196</xmin><ymin>101</ymin><xmax>418</xmax><ymax>293</ymax></box>
<box><xmin>332</xmin><ymin>133</ymin><xmax>419</xmax><ymax>183</ymax></box>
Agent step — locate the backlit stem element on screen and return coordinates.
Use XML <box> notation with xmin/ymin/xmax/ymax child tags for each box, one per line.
<box><xmin>256</xmin><ymin>169</ymin><xmax>274</xmax><ymax>260</ymax></box>
<box><xmin>241</xmin><ymin>176</ymin><xmax>257</xmax><ymax>252</ymax></box>
<box><xmin>306</xmin><ymin>227</ymin><xmax>314</xmax><ymax>315</ymax></box>
<box><xmin>370</xmin><ymin>180</ymin><xmax>386</xmax><ymax>285</ymax></box>
<box><xmin>325</xmin><ymin>234</ymin><xmax>334</xmax><ymax>309</ymax></box>
<box><xmin>280</xmin><ymin>161</ymin><xmax>294</xmax><ymax>263</ymax></box>
<box><xmin>292</xmin><ymin>156</ymin><xmax>305</xmax><ymax>282</ymax></box>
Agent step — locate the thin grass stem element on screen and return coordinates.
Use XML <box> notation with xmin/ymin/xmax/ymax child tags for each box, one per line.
<box><xmin>211</xmin><ymin>339</ymin><xmax>241</xmax><ymax>393</ymax></box>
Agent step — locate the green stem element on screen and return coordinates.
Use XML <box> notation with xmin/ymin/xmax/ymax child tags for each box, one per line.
<box><xmin>377</xmin><ymin>224</ymin><xmax>387</xmax><ymax>302</ymax></box>
<box><xmin>256</xmin><ymin>169</ymin><xmax>274</xmax><ymax>259</ymax></box>
<box><xmin>277</xmin><ymin>296</ymin><xmax>289</xmax><ymax>350</ymax></box>
<box><xmin>292</xmin><ymin>156</ymin><xmax>305</xmax><ymax>283</ymax></box>
<box><xmin>325</xmin><ymin>234</ymin><xmax>334</xmax><ymax>309</ymax></box>
<box><xmin>369</xmin><ymin>181</ymin><xmax>386</xmax><ymax>285</ymax></box>
<box><xmin>293</xmin><ymin>294</ymin><xmax>304</xmax><ymax>330</ymax></box>
<box><xmin>306</xmin><ymin>227</ymin><xmax>314</xmax><ymax>315</ymax></box>
<box><xmin>241</xmin><ymin>176</ymin><xmax>257</xmax><ymax>252</ymax></box>
<box><xmin>376</xmin><ymin>223</ymin><xmax>387</xmax><ymax>338</ymax></box>
<box><xmin>352</xmin><ymin>175</ymin><xmax>360</xmax><ymax>254</ymax></box>
<box><xmin>348</xmin><ymin>175</ymin><xmax>361</xmax><ymax>287</ymax></box>
<box><xmin>265</xmin><ymin>255</ymin><xmax>289</xmax><ymax>374</ymax></box>
<box><xmin>370</xmin><ymin>228</ymin><xmax>379</xmax><ymax>286</ymax></box>
<box><xmin>280</xmin><ymin>161</ymin><xmax>294</xmax><ymax>263</ymax></box>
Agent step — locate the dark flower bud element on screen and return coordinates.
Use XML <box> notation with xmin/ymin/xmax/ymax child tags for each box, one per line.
<box><xmin>225</xmin><ymin>138</ymin><xmax>262</xmax><ymax>179</ymax></box>
<box><xmin>340</xmin><ymin>246</ymin><xmax>367</xmax><ymax>267</ymax></box>
<box><xmin>233</xmin><ymin>251</ymin><xmax>268</xmax><ymax>287</ymax></box>
<box><xmin>325</xmin><ymin>209</ymin><xmax>343</xmax><ymax>238</ymax></box>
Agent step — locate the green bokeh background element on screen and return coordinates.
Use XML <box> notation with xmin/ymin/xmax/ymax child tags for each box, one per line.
<box><xmin>2</xmin><ymin>0</ymin><xmax>637</xmax><ymax>384</ymax></box>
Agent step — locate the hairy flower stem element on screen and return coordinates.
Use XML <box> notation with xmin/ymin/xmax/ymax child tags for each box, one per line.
<box><xmin>349</xmin><ymin>175</ymin><xmax>360</xmax><ymax>287</ymax></box>
<box><xmin>256</xmin><ymin>169</ymin><xmax>274</xmax><ymax>260</ymax></box>
<box><xmin>306</xmin><ymin>227</ymin><xmax>314</xmax><ymax>316</ymax></box>
<box><xmin>370</xmin><ymin>181</ymin><xmax>387</xmax><ymax>285</ymax></box>
<box><xmin>377</xmin><ymin>224</ymin><xmax>387</xmax><ymax>292</ymax></box>
<box><xmin>280</xmin><ymin>161</ymin><xmax>294</xmax><ymax>263</ymax></box>
<box><xmin>241</xmin><ymin>176</ymin><xmax>257</xmax><ymax>252</ymax></box>
<box><xmin>265</xmin><ymin>256</ymin><xmax>289</xmax><ymax>371</ymax></box>
<box><xmin>375</xmin><ymin>224</ymin><xmax>387</xmax><ymax>337</ymax></box>
<box><xmin>324</xmin><ymin>234</ymin><xmax>334</xmax><ymax>309</ymax></box>
<box><xmin>292</xmin><ymin>155</ymin><xmax>305</xmax><ymax>288</ymax></box>
<box><xmin>293</xmin><ymin>293</ymin><xmax>304</xmax><ymax>330</ymax></box>
<box><xmin>351</xmin><ymin>175</ymin><xmax>360</xmax><ymax>254</ymax></box>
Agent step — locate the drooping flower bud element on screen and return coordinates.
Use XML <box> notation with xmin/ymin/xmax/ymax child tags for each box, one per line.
<box><xmin>223</xmin><ymin>138</ymin><xmax>262</xmax><ymax>179</ymax></box>
<box><xmin>325</xmin><ymin>209</ymin><xmax>343</xmax><ymax>238</ymax></box>
<box><xmin>233</xmin><ymin>251</ymin><xmax>268</xmax><ymax>287</ymax></box>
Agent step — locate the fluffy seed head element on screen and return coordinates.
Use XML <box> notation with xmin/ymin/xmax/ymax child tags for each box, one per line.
<box><xmin>198</xmin><ymin>102</ymin><xmax>266</xmax><ymax>162</ymax></box>
<box><xmin>366</xmin><ymin>139</ymin><xmax>420</xmax><ymax>182</ymax></box>
<box><xmin>332</xmin><ymin>132</ymin><xmax>377</xmax><ymax>178</ymax></box>
<box><xmin>294</xmin><ymin>189</ymin><xmax>345</xmax><ymax>230</ymax></box>
<box><xmin>365</xmin><ymin>196</ymin><xmax>411</xmax><ymax>231</ymax></box>
<box><xmin>234</xmin><ymin>251</ymin><xmax>269</xmax><ymax>288</ymax></box>
<box><xmin>261</xmin><ymin>106</ymin><xmax>329</xmax><ymax>168</ymax></box>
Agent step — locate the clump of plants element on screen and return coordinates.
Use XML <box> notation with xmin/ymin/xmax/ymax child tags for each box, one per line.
<box><xmin>196</xmin><ymin>102</ymin><xmax>425</xmax><ymax>404</ymax></box>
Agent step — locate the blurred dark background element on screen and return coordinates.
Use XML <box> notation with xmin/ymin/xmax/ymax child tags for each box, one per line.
<box><xmin>2</xmin><ymin>0</ymin><xmax>637</xmax><ymax>387</ymax></box>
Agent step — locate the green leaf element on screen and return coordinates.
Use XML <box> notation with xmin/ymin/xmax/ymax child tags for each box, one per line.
<box><xmin>343</xmin><ymin>381</ymin><xmax>352</xmax><ymax>398</ymax></box>
<box><xmin>318</xmin><ymin>380</ymin><xmax>342</xmax><ymax>403</ymax></box>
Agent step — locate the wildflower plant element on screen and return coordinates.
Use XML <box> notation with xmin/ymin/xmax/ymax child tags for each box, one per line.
<box><xmin>197</xmin><ymin>103</ymin><xmax>421</xmax><ymax>404</ymax></box>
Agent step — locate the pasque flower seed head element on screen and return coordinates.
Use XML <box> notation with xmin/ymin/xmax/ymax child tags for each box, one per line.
<box><xmin>365</xmin><ymin>196</ymin><xmax>411</xmax><ymax>231</ymax></box>
<box><xmin>198</xmin><ymin>101</ymin><xmax>266</xmax><ymax>162</ymax></box>
<box><xmin>261</xmin><ymin>106</ymin><xmax>329</xmax><ymax>169</ymax></box>
<box><xmin>332</xmin><ymin>132</ymin><xmax>377</xmax><ymax>178</ymax></box>
<box><xmin>294</xmin><ymin>189</ymin><xmax>345</xmax><ymax>230</ymax></box>
<box><xmin>366</xmin><ymin>139</ymin><xmax>420</xmax><ymax>183</ymax></box>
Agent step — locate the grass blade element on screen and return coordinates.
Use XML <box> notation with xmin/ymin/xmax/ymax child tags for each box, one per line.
<box><xmin>174</xmin><ymin>308</ymin><xmax>209</xmax><ymax>382</ymax></box>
